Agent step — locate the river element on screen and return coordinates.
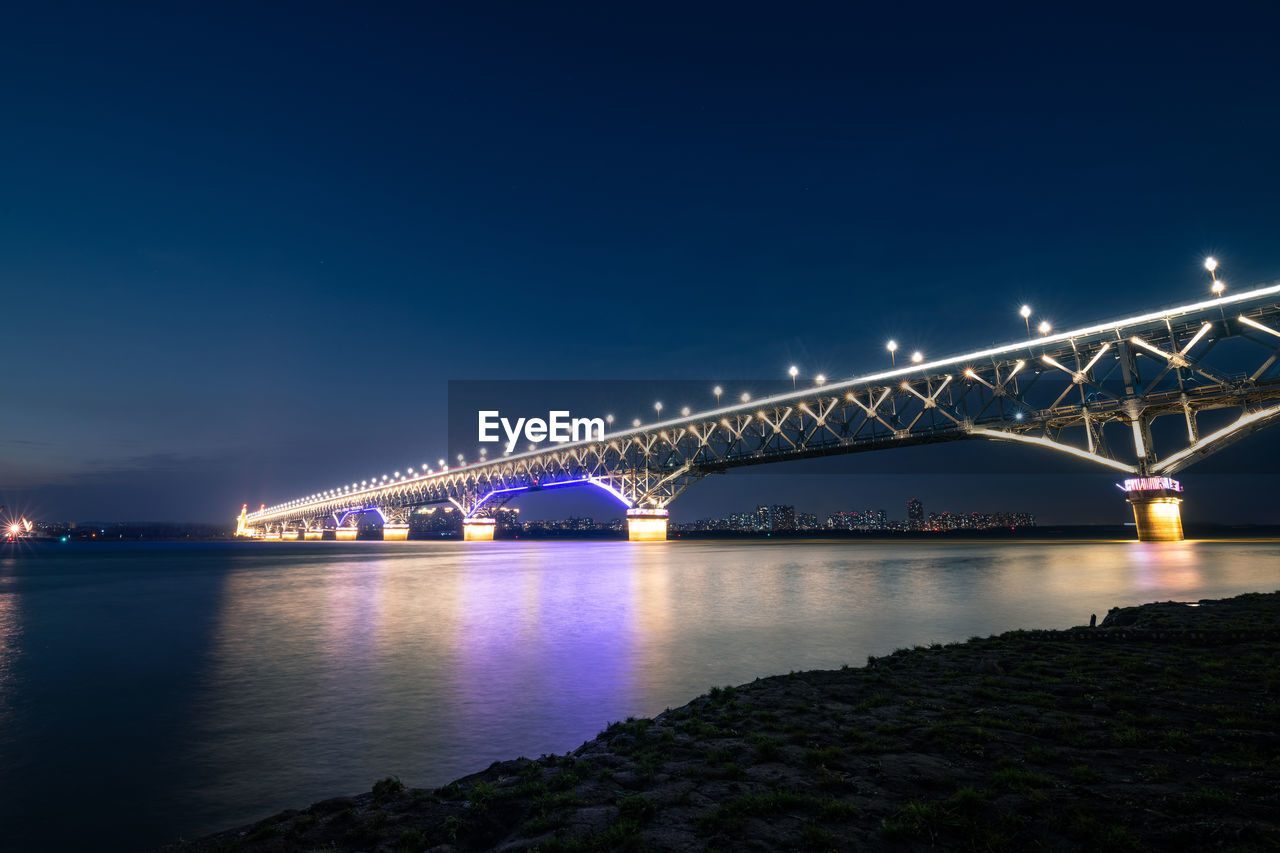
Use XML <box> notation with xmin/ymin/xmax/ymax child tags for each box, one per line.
<box><xmin>0</xmin><ymin>538</ymin><xmax>1275</xmax><ymax>850</ymax></box>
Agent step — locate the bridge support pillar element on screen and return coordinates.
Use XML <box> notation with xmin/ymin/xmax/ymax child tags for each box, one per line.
<box><xmin>463</xmin><ymin>517</ymin><xmax>496</xmax><ymax>541</ymax></box>
<box><xmin>1123</xmin><ymin>478</ymin><xmax>1184</xmax><ymax>542</ymax></box>
<box><xmin>303</xmin><ymin>529</ymin><xmax>324</xmax><ymax>541</ymax></box>
<box><xmin>627</xmin><ymin>508</ymin><xmax>669</xmax><ymax>542</ymax></box>
<box><xmin>335</xmin><ymin>527</ymin><xmax>359</xmax><ymax>541</ymax></box>
<box><xmin>383</xmin><ymin>523</ymin><xmax>410</xmax><ymax>541</ymax></box>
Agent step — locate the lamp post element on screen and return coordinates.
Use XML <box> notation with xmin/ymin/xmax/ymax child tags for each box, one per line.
<box><xmin>1038</xmin><ymin>320</ymin><xmax>1051</xmax><ymax>336</ymax></box>
<box><xmin>713</xmin><ymin>386</ymin><xmax>722</xmax><ymax>405</ymax></box>
<box><xmin>1206</xmin><ymin>257</ymin><xmax>1224</xmax><ymax>296</ymax></box>
<box><xmin>1020</xmin><ymin>305</ymin><xmax>1031</xmax><ymax>336</ymax></box>
<box><xmin>886</xmin><ymin>340</ymin><xmax>898</xmax><ymax>365</ymax></box>
<box><xmin>789</xmin><ymin>365</ymin><xmax>798</xmax><ymax>388</ymax></box>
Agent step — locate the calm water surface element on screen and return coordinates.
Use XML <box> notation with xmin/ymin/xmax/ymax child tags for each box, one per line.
<box><xmin>0</xmin><ymin>538</ymin><xmax>1276</xmax><ymax>850</ymax></box>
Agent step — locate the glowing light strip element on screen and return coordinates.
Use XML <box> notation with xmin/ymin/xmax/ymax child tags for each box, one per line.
<box><xmin>1129</xmin><ymin>336</ymin><xmax>1175</xmax><ymax>361</ymax></box>
<box><xmin>337</xmin><ymin>506</ymin><xmax>387</xmax><ymax>527</ymax></box>
<box><xmin>1239</xmin><ymin>314</ymin><xmax>1280</xmax><ymax>340</ymax></box>
<box><xmin>542</xmin><ymin>476</ymin><xmax>634</xmax><ymax>507</ymax></box>
<box><xmin>250</xmin><ymin>282</ymin><xmax>1280</xmax><ymax>522</ymax></box>
<box><xmin>1181</xmin><ymin>322</ymin><xmax>1212</xmax><ymax>353</ymax></box>
<box><xmin>1152</xmin><ymin>403</ymin><xmax>1280</xmax><ymax>474</ymax></box>
<box><xmin>1131</xmin><ymin>422</ymin><xmax>1147</xmax><ymax>458</ymax></box>
<box><xmin>969</xmin><ymin>427</ymin><xmax>1138</xmax><ymax>473</ymax></box>
<box><xmin>460</xmin><ymin>477</ymin><xmax>634</xmax><ymax>522</ymax></box>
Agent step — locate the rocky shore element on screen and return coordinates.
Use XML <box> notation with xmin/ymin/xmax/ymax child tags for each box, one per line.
<box><xmin>168</xmin><ymin>592</ymin><xmax>1280</xmax><ymax>852</ymax></box>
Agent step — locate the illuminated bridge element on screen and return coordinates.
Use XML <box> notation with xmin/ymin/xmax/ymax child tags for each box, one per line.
<box><xmin>239</xmin><ymin>283</ymin><xmax>1280</xmax><ymax>543</ymax></box>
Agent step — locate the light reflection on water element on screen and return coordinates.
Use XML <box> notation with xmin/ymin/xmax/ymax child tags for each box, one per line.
<box><xmin>0</xmin><ymin>539</ymin><xmax>1276</xmax><ymax>850</ymax></box>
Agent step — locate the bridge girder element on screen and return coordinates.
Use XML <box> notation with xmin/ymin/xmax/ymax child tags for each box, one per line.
<box><xmin>244</xmin><ymin>285</ymin><xmax>1280</xmax><ymax>531</ymax></box>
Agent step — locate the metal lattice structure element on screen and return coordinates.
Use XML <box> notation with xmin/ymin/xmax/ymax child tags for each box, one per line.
<box><xmin>242</xmin><ymin>283</ymin><xmax>1280</xmax><ymax>535</ymax></box>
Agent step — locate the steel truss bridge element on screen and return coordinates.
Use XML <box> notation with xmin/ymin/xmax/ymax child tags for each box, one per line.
<box><xmin>240</xmin><ymin>283</ymin><xmax>1280</xmax><ymax>541</ymax></box>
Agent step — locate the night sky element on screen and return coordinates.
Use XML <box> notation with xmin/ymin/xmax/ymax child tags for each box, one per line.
<box><xmin>4</xmin><ymin>6</ymin><xmax>1280</xmax><ymax>525</ymax></box>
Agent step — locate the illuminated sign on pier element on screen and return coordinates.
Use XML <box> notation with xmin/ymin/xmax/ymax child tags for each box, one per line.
<box><xmin>1118</xmin><ymin>477</ymin><xmax>1183</xmax><ymax>494</ymax></box>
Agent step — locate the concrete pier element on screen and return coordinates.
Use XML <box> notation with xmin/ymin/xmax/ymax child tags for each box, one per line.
<box><xmin>463</xmin><ymin>517</ymin><xmax>496</xmax><ymax>541</ymax></box>
<box><xmin>382</xmin><ymin>523</ymin><xmax>410</xmax><ymax>541</ymax></box>
<box><xmin>626</xmin><ymin>508</ymin><xmax>669</xmax><ymax>542</ymax></box>
<box><xmin>1122</xmin><ymin>477</ymin><xmax>1184</xmax><ymax>542</ymax></box>
<box><xmin>335</xmin><ymin>527</ymin><xmax>359</xmax><ymax>541</ymax></box>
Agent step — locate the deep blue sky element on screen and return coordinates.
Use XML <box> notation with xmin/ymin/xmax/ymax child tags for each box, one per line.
<box><xmin>3</xmin><ymin>5</ymin><xmax>1279</xmax><ymax>525</ymax></box>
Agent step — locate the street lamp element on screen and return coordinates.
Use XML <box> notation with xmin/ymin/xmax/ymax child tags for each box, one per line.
<box><xmin>815</xmin><ymin>374</ymin><xmax>826</xmax><ymax>385</ymax></box>
<box><xmin>680</xmin><ymin>406</ymin><xmax>690</xmax><ymax>416</ymax></box>
<box><xmin>632</xmin><ymin>418</ymin><xmax>641</xmax><ymax>427</ymax></box>
<box><xmin>1206</xmin><ymin>257</ymin><xmax>1224</xmax><ymax>296</ymax></box>
<box><xmin>1020</xmin><ymin>305</ymin><xmax>1031</xmax><ymax>336</ymax></box>
<box><xmin>654</xmin><ymin>401</ymin><xmax>663</xmax><ymax>416</ymax></box>
<box><xmin>911</xmin><ymin>351</ymin><xmax>924</xmax><ymax>364</ymax></box>
<box><xmin>740</xmin><ymin>392</ymin><xmax>751</xmax><ymax>403</ymax></box>
<box><xmin>886</xmin><ymin>340</ymin><xmax>898</xmax><ymax>365</ymax></box>
<box><xmin>1038</xmin><ymin>320</ymin><xmax>1051</xmax><ymax>336</ymax></box>
<box><xmin>713</xmin><ymin>386</ymin><xmax>722</xmax><ymax>405</ymax></box>
<box><xmin>789</xmin><ymin>365</ymin><xmax>798</xmax><ymax>387</ymax></box>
